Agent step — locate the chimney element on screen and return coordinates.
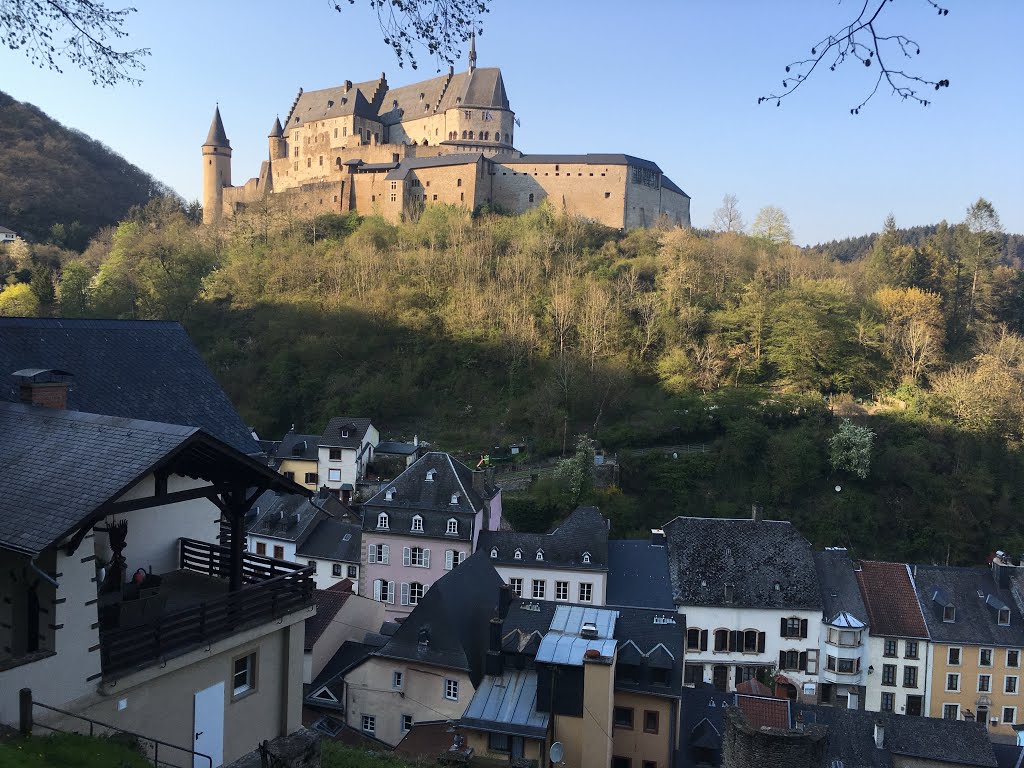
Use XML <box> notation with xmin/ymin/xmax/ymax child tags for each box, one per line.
<box><xmin>751</xmin><ymin>503</ymin><xmax>763</xmax><ymax>522</ymax></box>
<box><xmin>580</xmin><ymin>622</ymin><xmax>599</xmax><ymax>639</ymax></box>
<box><xmin>498</xmin><ymin>584</ymin><xmax>512</xmax><ymax>619</ymax></box>
<box><xmin>485</xmin><ymin>617</ymin><xmax>504</xmax><ymax>676</ymax></box>
<box><xmin>873</xmin><ymin>720</ymin><xmax>884</xmax><ymax>749</ymax></box>
<box><xmin>14</xmin><ymin>369</ymin><xmax>72</xmax><ymax>409</ymax></box>
<box><xmin>651</xmin><ymin>528</ymin><xmax>666</xmax><ymax>547</ymax></box>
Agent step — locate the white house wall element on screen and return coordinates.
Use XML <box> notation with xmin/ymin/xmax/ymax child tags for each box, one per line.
<box><xmin>492</xmin><ymin>564</ymin><xmax>607</xmax><ymax>606</ymax></box>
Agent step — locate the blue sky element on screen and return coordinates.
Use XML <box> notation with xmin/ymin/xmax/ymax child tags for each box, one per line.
<box><xmin>3</xmin><ymin>0</ymin><xmax>1021</xmax><ymax>244</ymax></box>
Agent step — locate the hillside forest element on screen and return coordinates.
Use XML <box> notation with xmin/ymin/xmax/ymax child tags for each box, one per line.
<box><xmin>3</xmin><ymin>194</ymin><xmax>1024</xmax><ymax>567</ymax></box>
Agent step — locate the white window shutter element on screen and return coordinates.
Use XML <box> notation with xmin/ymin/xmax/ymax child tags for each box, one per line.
<box><xmin>387</xmin><ymin>581</ymin><xmax>395</xmax><ymax>604</ymax></box>
<box><xmin>403</xmin><ymin>547</ymin><xmax>411</xmax><ymax>567</ymax></box>
<box><xmin>374</xmin><ymin>579</ymin><xmax>382</xmax><ymax>601</ymax></box>
<box><xmin>401</xmin><ymin>582</ymin><xmax>410</xmax><ymax>606</ymax></box>
<box><xmin>458</xmin><ymin>551</ymin><xmax>466</xmax><ymax>565</ymax></box>
<box><xmin>445</xmin><ymin>550</ymin><xmax>454</xmax><ymax>570</ymax></box>
<box><xmin>423</xmin><ymin>549</ymin><xmax>431</xmax><ymax>568</ymax></box>
<box><xmin>382</xmin><ymin>544</ymin><xmax>390</xmax><ymax>565</ymax></box>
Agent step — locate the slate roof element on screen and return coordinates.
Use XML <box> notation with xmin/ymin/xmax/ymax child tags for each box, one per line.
<box><xmin>912</xmin><ymin>565</ymin><xmax>1024</xmax><ymax>647</ymax></box>
<box><xmin>384</xmin><ymin>153</ymin><xmax>483</xmax><ymax>180</ymax></box>
<box><xmin>305</xmin><ymin>581</ymin><xmax>355</xmax><ymax>650</ymax></box>
<box><xmin>320</xmin><ymin>417</ymin><xmax>372</xmax><ymax>449</ymax></box>
<box><xmin>798</xmin><ymin>704</ymin><xmax>998</xmax><ymax>768</ymax></box>
<box><xmin>361</xmin><ymin>451</ymin><xmax>489</xmax><ymax>541</ymax></box>
<box><xmin>814</xmin><ymin>549</ymin><xmax>869</xmax><ymax>626</ymax></box>
<box><xmin>268</xmin><ymin>117</ymin><xmax>283</xmax><ymax>138</ymax></box>
<box><xmin>661</xmin><ymin>176</ymin><xmax>691</xmax><ymax>198</ymax></box>
<box><xmin>677</xmin><ymin>686</ymin><xmax>731</xmax><ymax>768</ymax></box>
<box><xmin>0</xmin><ymin>225</ymin><xmax>15</xmax><ymax>235</ymax></box>
<box><xmin>0</xmin><ymin>402</ymin><xmax>299</xmax><ymax>556</ymax></box>
<box><xmin>277</xmin><ymin>430</ymin><xmax>320</xmax><ymax>462</ymax></box>
<box><xmin>478</xmin><ymin>506</ymin><xmax>608</xmax><ymax>571</ymax></box>
<box><xmin>855</xmin><ymin>561</ymin><xmax>930</xmax><ymax>639</ymax></box>
<box><xmin>662</xmin><ymin>517</ymin><xmax>822</xmax><ymax>610</ymax></box>
<box><xmin>491</xmin><ymin>152</ymin><xmax>664</xmax><ymax>173</ymax></box>
<box><xmin>605</xmin><ymin>539</ymin><xmax>674</xmax><ymax>609</ymax></box>
<box><xmin>992</xmin><ymin>743</ymin><xmax>1024</xmax><ymax>768</ymax></box>
<box><xmin>204</xmin><ymin>106</ymin><xmax>230</xmax><ymax>147</ymax></box>
<box><xmin>372</xmin><ymin>551</ymin><xmax>504</xmax><ymax>686</ymax></box>
<box><xmin>613</xmin><ymin>607</ymin><xmax>685</xmax><ymax>697</ymax></box>
<box><xmin>248</xmin><ymin>491</ymin><xmax>324</xmax><ymax>544</ymax></box>
<box><xmin>307</xmin><ymin>640</ymin><xmax>376</xmax><ymax>708</ymax></box>
<box><xmin>0</xmin><ymin>318</ymin><xmax>258</xmax><ymax>454</ymax></box>
<box><xmin>297</xmin><ymin>518</ymin><xmax>362</xmax><ymax>563</ymax></box>
<box><xmin>375</xmin><ymin>441</ymin><xmax>419</xmax><ymax>456</ymax></box>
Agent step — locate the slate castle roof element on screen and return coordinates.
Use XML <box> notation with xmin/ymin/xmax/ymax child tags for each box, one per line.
<box><xmin>662</xmin><ymin>517</ymin><xmax>822</xmax><ymax>610</ymax></box>
<box><xmin>912</xmin><ymin>564</ymin><xmax>1024</xmax><ymax>647</ymax></box>
<box><xmin>361</xmin><ymin>451</ymin><xmax>492</xmax><ymax>541</ymax></box>
<box><xmin>605</xmin><ymin>539</ymin><xmax>674</xmax><ymax>610</ymax></box>
<box><xmin>0</xmin><ymin>318</ymin><xmax>258</xmax><ymax>454</ymax></box>
<box><xmin>478</xmin><ymin>506</ymin><xmax>608</xmax><ymax>571</ymax></box>
<box><xmin>814</xmin><ymin>548</ymin><xmax>868</xmax><ymax>626</ymax></box>
<box><xmin>855</xmin><ymin>561</ymin><xmax>929</xmax><ymax>639</ymax></box>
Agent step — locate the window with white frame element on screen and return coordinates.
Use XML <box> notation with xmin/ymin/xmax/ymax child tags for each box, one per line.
<box><xmin>998</xmin><ymin>608</ymin><xmax>1011</xmax><ymax>626</ymax></box>
<box><xmin>943</xmin><ymin>605</ymin><xmax>956</xmax><ymax>622</ymax></box>
<box><xmin>946</xmin><ymin>673</ymin><xmax>960</xmax><ymax>692</ymax></box>
<box><xmin>348</xmin><ymin>565</ymin><xmax>358</xmax><ymax>578</ymax></box>
<box><xmin>393</xmin><ymin>670</ymin><xmax>404</xmax><ymax>689</ymax></box>
<box><xmin>385</xmin><ymin>488</ymin><xmax>396</xmax><ymax>501</ymax></box>
<box><xmin>446</xmin><ymin>518</ymin><xmax>458</xmax><ymax>535</ymax></box>
<box><xmin>510</xmin><ymin>578</ymin><xmax>523</xmax><ymax>596</ymax></box>
<box><xmin>374</xmin><ymin>579</ymin><xmax>394</xmax><ymax>603</ymax></box>
<box><xmin>555</xmin><ymin>581</ymin><xmax>569</xmax><ymax>600</ymax></box>
<box><xmin>368</xmin><ymin>544</ymin><xmax>389</xmax><ymax>564</ymax></box>
<box><xmin>426</xmin><ymin>468</ymin><xmax>437</xmax><ymax>481</ymax></box>
<box><xmin>411</xmin><ymin>515</ymin><xmax>423</xmax><ymax>532</ymax></box>
<box><xmin>361</xmin><ymin>714</ymin><xmax>375</xmax><ymax>734</ymax></box>
<box><xmin>1006</xmin><ymin>675</ymin><xmax>1018</xmax><ymax>694</ymax></box>
<box><xmin>536</xmin><ymin>550</ymin><xmax>544</xmax><ymax>561</ymax></box>
<box><xmin>332</xmin><ymin>563</ymin><xmax>342</xmax><ymax>577</ymax></box>
<box><xmin>579</xmin><ymin>583</ymin><xmax>592</xmax><ymax>602</ymax></box>
<box><xmin>401</xmin><ymin>714</ymin><xmax>413</xmax><ymax>733</ymax></box>
<box><xmin>490</xmin><ymin>547</ymin><xmax>498</xmax><ymax>558</ymax></box>
<box><xmin>1009</xmin><ymin>649</ymin><xmax>1021</xmax><ymax>668</ymax></box>
<box><xmin>1003</xmin><ymin>707</ymin><xmax>1017</xmax><ymax>725</ymax></box>
<box><xmin>978</xmin><ymin>674</ymin><xmax>992</xmax><ymax>693</ymax></box>
<box><xmin>377</xmin><ymin>512</ymin><xmax>389</xmax><ymax>529</ymax></box>
<box><xmin>404</xmin><ymin>546</ymin><xmax>429</xmax><ymax>567</ymax></box>
<box><xmin>582</xmin><ymin>552</ymin><xmax>591</xmax><ymax>564</ymax></box>
<box><xmin>232</xmin><ymin>652</ymin><xmax>256</xmax><ymax>697</ymax></box>
<box><xmin>450</xmin><ymin>493</ymin><xmax>460</xmax><ymax>505</ymax></box>
<box><xmin>444</xmin><ymin>550</ymin><xmax>466</xmax><ymax>570</ymax></box>
<box><xmin>532</xmin><ymin>580</ymin><xmax>545</xmax><ymax>599</ymax></box>
<box><xmin>948</xmin><ymin>647</ymin><xmax>961</xmax><ymax>665</ymax></box>
<box><xmin>514</xmin><ymin>549</ymin><xmax>522</xmax><ymax>560</ymax></box>
<box><xmin>980</xmin><ymin>648</ymin><xmax>994</xmax><ymax>666</ymax></box>
<box><xmin>328</xmin><ymin>468</ymin><xmax>341</xmax><ymax>482</ymax></box>
<box><xmin>444</xmin><ymin>678</ymin><xmax>459</xmax><ymax>701</ymax></box>
<box><xmin>410</xmin><ymin>582</ymin><xmax>425</xmax><ymax>605</ymax></box>
<box><xmin>943</xmin><ymin>704</ymin><xmax>959</xmax><ymax>720</ymax></box>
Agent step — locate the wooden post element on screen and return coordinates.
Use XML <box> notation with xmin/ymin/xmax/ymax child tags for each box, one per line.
<box><xmin>19</xmin><ymin>688</ymin><xmax>32</xmax><ymax>736</ymax></box>
<box><xmin>229</xmin><ymin>506</ymin><xmax>244</xmax><ymax>592</ymax></box>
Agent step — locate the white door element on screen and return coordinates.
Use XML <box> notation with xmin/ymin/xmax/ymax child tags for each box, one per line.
<box><xmin>193</xmin><ymin>682</ymin><xmax>225</xmax><ymax>768</ymax></box>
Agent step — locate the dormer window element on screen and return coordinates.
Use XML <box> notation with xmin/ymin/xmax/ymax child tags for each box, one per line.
<box><xmin>450</xmin><ymin>493</ymin><xmax>460</xmax><ymax>505</ymax></box>
<box><xmin>943</xmin><ymin>605</ymin><xmax>956</xmax><ymax>623</ymax></box>
<box><xmin>341</xmin><ymin>429</ymin><xmax>349</xmax><ymax>438</ymax></box>
<box><xmin>998</xmin><ymin>608</ymin><xmax>1011</xmax><ymax>626</ymax></box>
<box><xmin>377</xmin><ymin>512</ymin><xmax>389</xmax><ymax>530</ymax></box>
<box><xmin>536</xmin><ymin>550</ymin><xmax>544</xmax><ymax>562</ymax></box>
<box><xmin>446</xmin><ymin>518</ymin><xmax>458</xmax><ymax>535</ymax></box>
<box><xmin>426</xmin><ymin>469</ymin><xmax>437</xmax><ymax>482</ymax></box>
<box><xmin>385</xmin><ymin>488</ymin><xmax>396</xmax><ymax>501</ymax></box>
<box><xmin>411</xmin><ymin>515</ymin><xmax>423</xmax><ymax>532</ymax></box>
<box><xmin>582</xmin><ymin>552</ymin><xmax>591</xmax><ymax>564</ymax></box>
<box><xmin>514</xmin><ymin>549</ymin><xmax>522</xmax><ymax>560</ymax></box>
<box><xmin>490</xmin><ymin>547</ymin><xmax>498</xmax><ymax>558</ymax></box>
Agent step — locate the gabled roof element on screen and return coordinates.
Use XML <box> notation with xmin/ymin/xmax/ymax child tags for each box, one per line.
<box><xmin>307</xmin><ymin>640</ymin><xmax>376</xmax><ymax>708</ymax></box>
<box><xmin>247</xmin><ymin>491</ymin><xmax>324</xmax><ymax>544</ymax></box>
<box><xmin>663</xmin><ymin>517</ymin><xmax>821</xmax><ymax>610</ymax></box>
<box><xmin>912</xmin><ymin>565</ymin><xmax>1024</xmax><ymax>647</ymax></box>
<box><xmin>661</xmin><ymin>176</ymin><xmax>691</xmax><ymax>198</ymax></box>
<box><xmin>0</xmin><ymin>402</ymin><xmax>299</xmax><ymax>556</ymax></box>
<box><xmin>384</xmin><ymin>153</ymin><xmax>484</xmax><ymax>180</ymax></box>
<box><xmin>297</xmin><ymin>517</ymin><xmax>362</xmax><ymax>563</ymax></box>
<box><xmin>373</xmin><ymin>551</ymin><xmax>503</xmax><ymax>686</ymax></box>
<box><xmin>613</xmin><ymin>607</ymin><xmax>685</xmax><ymax>696</ymax></box>
<box><xmin>362</xmin><ymin>452</ymin><xmax>488</xmax><ymax>540</ymax></box>
<box><xmin>605</xmin><ymin>539</ymin><xmax>674</xmax><ymax>609</ymax></box>
<box><xmin>814</xmin><ymin>548</ymin><xmax>869</xmax><ymax>627</ymax></box>
<box><xmin>319</xmin><ymin>416</ymin><xmax>373</xmax><ymax>449</ymax></box>
<box><xmin>277</xmin><ymin>429</ymin><xmax>320</xmax><ymax>461</ymax></box>
<box><xmin>855</xmin><ymin>561</ymin><xmax>929</xmax><ymax>639</ymax></box>
<box><xmin>0</xmin><ymin>225</ymin><xmax>15</xmax><ymax>235</ymax></box>
<box><xmin>0</xmin><ymin>318</ymin><xmax>258</xmax><ymax>454</ymax></box>
<box><xmin>478</xmin><ymin>506</ymin><xmax>608</xmax><ymax>571</ymax></box>
<box><xmin>305</xmin><ymin>581</ymin><xmax>355</xmax><ymax>650</ymax></box>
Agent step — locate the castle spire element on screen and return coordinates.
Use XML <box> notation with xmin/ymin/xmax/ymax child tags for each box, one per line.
<box><xmin>268</xmin><ymin>116</ymin><xmax>283</xmax><ymax>138</ymax></box>
<box><xmin>468</xmin><ymin>27</ymin><xmax>477</xmax><ymax>73</ymax></box>
<box><xmin>204</xmin><ymin>105</ymin><xmax>230</xmax><ymax>148</ymax></box>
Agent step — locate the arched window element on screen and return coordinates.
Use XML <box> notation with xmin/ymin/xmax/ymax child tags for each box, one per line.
<box><xmin>514</xmin><ymin>549</ymin><xmax>523</xmax><ymax>560</ymax></box>
<box><xmin>385</xmin><ymin>488</ymin><xmax>396</xmax><ymax>501</ymax></box>
<box><xmin>743</xmin><ymin>629</ymin><xmax>762</xmax><ymax>653</ymax></box>
<box><xmin>490</xmin><ymin>547</ymin><xmax>498</xmax><ymax>559</ymax></box>
<box><xmin>426</xmin><ymin>469</ymin><xmax>437</xmax><ymax>482</ymax></box>
<box><xmin>714</xmin><ymin>629</ymin><xmax>729</xmax><ymax>652</ymax></box>
<box><xmin>377</xmin><ymin>512</ymin><xmax>389</xmax><ymax>529</ymax></box>
<box><xmin>411</xmin><ymin>515</ymin><xmax>423</xmax><ymax>532</ymax></box>
<box><xmin>468</xmin><ymin>131</ymin><xmax>474</xmax><ymax>140</ymax></box>
<box><xmin>450</xmin><ymin>493</ymin><xmax>460</xmax><ymax>505</ymax></box>
<box><xmin>582</xmin><ymin>552</ymin><xmax>591</xmax><ymax>564</ymax></box>
<box><xmin>536</xmin><ymin>550</ymin><xmax>544</xmax><ymax>562</ymax></box>
<box><xmin>446</xmin><ymin>518</ymin><xmax>459</xmax><ymax>535</ymax></box>
<box><xmin>462</xmin><ymin>130</ymin><xmax>467</xmax><ymax>139</ymax></box>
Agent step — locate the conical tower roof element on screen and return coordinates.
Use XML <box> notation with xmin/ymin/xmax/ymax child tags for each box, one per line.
<box><xmin>204</xmin><ymin>106</ymin><xmax>230</xmax><ymax>148</ymax></box>
<box><xmin>268</xmin><ymin>116</ymin><xmax>283</xmax><ymax>138</ymax></box>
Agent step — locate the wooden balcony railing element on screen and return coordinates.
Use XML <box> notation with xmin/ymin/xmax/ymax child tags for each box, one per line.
<box><xmin>100</xmin><ymin>538</ymin><xmax>313</xmax><ymax>677</ymax></box>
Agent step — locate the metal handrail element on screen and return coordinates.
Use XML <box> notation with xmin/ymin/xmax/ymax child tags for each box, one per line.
<box><xmin>21</xmin><ymin>689</ymin><xmax>213</xmax><ymax>768</ymax></box>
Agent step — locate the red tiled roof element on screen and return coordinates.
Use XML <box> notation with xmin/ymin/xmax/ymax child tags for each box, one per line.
<box><xmin>736</xmin><ymin>695</ymin><xmax>790</xmax><ymax>730</ymax></box>
<box><xmin>855</xmin><ymin>561</ymin><xmax>929</xmax><ymax>639</ymax></box>
<box><xmin>304</xmin><ymin>582</ymin><xmax>355</xmax><ymax>650</ymax></box>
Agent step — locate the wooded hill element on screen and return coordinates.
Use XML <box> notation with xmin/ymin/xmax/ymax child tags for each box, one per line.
<box><xmin>3</xmin><ymin>197</ymin><xmax>1024</xmax><ymax>566</ymax></box>
<box><xmin>0</xmin><ymin>90</ymin><xmax>172</xmax><ymax>247</ymax></box>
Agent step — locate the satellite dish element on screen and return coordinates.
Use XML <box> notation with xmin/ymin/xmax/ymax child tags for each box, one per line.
<box><xmin>549</xmin><ymin>741</ymin><xmax>565</xmax><ymax>764</ymax></box>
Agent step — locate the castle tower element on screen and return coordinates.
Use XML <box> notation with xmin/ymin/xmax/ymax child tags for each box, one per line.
<box><xmin>268</xmin><ymin>116</ymin><xmax>286</xmax><ymax>161</ymax></box>
<box><xmin>202</xmin><ymin>106</ymin><xmax>232</xmax><ymax>225</ymax></box>
<box><xmin>468</xmin><ymin>28</ymin><xmax>477</xmax><ymax>73</ymax></box>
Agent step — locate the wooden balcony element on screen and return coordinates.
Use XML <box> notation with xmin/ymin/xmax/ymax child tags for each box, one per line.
<box><xmin>100</xmin><ymin>538</ymin><xmax>314</xmax><ymax>677</ymax></box>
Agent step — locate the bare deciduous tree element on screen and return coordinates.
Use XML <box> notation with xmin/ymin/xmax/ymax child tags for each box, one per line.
<box><xmin>712</xmin><ymin>194</ymin><xmax>745</xmax><ymax>234</ymax></box>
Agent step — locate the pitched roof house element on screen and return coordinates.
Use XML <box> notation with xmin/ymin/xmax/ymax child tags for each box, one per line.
<box><xmin>814</xmin><ymin>548</ymin><xmax>870</xmax><ymax>710</ymax></box>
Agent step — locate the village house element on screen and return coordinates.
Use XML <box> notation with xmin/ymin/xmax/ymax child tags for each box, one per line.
<box><xmin>0</xmin><ymin>225</ymin><xmax>17</xmax><ymax>243</ymax></box>
<box><xmin>302</xmin><ymin>581</ymin><xmax>383</xmax><ymax>686</ymax></box>
<box><xmin>814</xmin><ymin>548</ymin><xmax>870</xmax><ymax>710</ymax></box>
<box><xmin>359</xmin><ymin>451</ymin><xmax>501</xmax><ymax>618</ymax></box>
<box><xmin>663</xmin><ymin>512</ymin><xmax>823</xmax><ymax>698</ymax></box>
<box><xmin>856</xmin><ymin>560</ymin><xmax>933</xmax><ymax>718</ymax></box>
<box><xmin>317</xmin><ymin>417</ymin><xmax>379</xmax><ymax>503</ymax></box>
<box><xmin>268</xmin><ymin>429</ymin><xmax>322</xmax><ymax>491</ymax></box>
<box><xmin>478</xmin><ymin>505</ymin><xmax>610</xmax><ymax>606</ymax></box>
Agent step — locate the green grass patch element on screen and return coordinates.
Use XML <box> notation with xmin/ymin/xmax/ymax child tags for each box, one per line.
<box><xmin>0</xmin><ymin>733</ymin><xmax>151</xmax><ymax>768</ymax></box>
<box><xmin>321</xmin><ymin>742</ymin><xmax>424</xmax><ymax>768</ymax></box>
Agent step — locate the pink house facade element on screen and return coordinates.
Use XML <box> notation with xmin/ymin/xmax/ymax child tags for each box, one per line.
<box><xmin>360</xmin><ymin>452</ymin><xmax>502</xmax><ymax>618</ymax></box>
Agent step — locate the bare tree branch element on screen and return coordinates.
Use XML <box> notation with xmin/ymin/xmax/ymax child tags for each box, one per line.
<box><xmin>0</xmin><ymin>0</ymin><xmax>149</xmax><ymax>85</ymax></box>
<box><xmin>759</xmin><ymin>0</ymin><xmax>950</xmax><ymax>113</ymax></box>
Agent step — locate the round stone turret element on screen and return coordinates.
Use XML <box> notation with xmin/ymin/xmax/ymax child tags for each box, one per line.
<box><xmin>202</xmin><ymin>106</ymin><xmax>232</xmax><ymax>224</ymax></box>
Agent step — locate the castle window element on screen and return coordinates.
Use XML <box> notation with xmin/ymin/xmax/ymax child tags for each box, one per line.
<box><xmin>390</xmin><ymin>194</ymin><xmax>396</xmax><ymax>202</ymax></box>
<box><xmin>460</xmin><ymin>192</ymin><xmax>464</xmax><ymax>202</ymax></box>
<box><xmin>319</xmin><ymin>156</ymin><xmax>323</xmax><ymax>166</ymax></box>
<box><xmin>424</xmin><ymin>105</ymin><xmax>430</xmax><ymax>113</ymax></box>
<box><xmin>394</xmin><ymin>99</ymin><xmax>399</xmax><ymax>108</ymax></box>
<box><xmin>372</xmin><ymin>195</ymin><xmax>375</xmax><ymax>202</ymax></box>
<box><xmin>456</xmin><ymin>97</ymin><xmax>462</xmax><ymax>104</ymax></box>
<box><xmin>468</xmin><ymin>131</ymin><xmax>474</xmax><ymax>139</ymax></box>
<box><xmin>307</xmin><ymin>158</ymin><xmax>311</xmax><ymax>167</ymax></box>
<box><xmin>343</xmin><ymin>127</ymin><xmax>347</xmax><ymax>136</ymax></box>
<box><xmin>419</xmin><ymin>93</ymin><xmax>425</xmax><ymax>101</ymax></box>
<box><xmin>391</xmin><ymin>182</ymin><xmax>397</xmax><ymax>190</ymax></box>
<box><xmin>433</xmin><ymin>194</ymin><xmax>438</xmax><ymax>201</ymax></box>
<box><xmin>334</xmin><ymin>128</ymin><xmax>338</xmax><ymax>138</ymax></box>
<box><xmin>461</xmin><ymin>131</ymin><xmax>467</xmax><ymax>139</ymax></box>
<box><xmin>293</xmin><ymin>147</ymin><xmax>298</xmax><ymax>157</ymax></box>
<box><xmin>555</xmin><ymin>165</ymin><xmax>559</xmax><ymax>172</ymax></box>
<box><xmin>294</xmin><ymin>162</ymin><xmax>298</xmax><ymax>171</ymax></box>
<box><xmin>604</xmin><ymin>192</ymin><xmax>611</xmax><ymax>198</ymax></box>
<box><xmin>457</xmin><ymin>179</ymin><xmax>462</xmax><ymax>187</ymax></box>
<box><xmin>528</xmin><ymin>193</ymin><xmax>534</xmax><ymax>203</ymax></box>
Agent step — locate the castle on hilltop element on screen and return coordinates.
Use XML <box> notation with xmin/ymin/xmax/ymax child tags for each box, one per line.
<box><xmin>202</xmin><ymin>38</ymin><xmax>690</xmax><ymax>229</ymax></box>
